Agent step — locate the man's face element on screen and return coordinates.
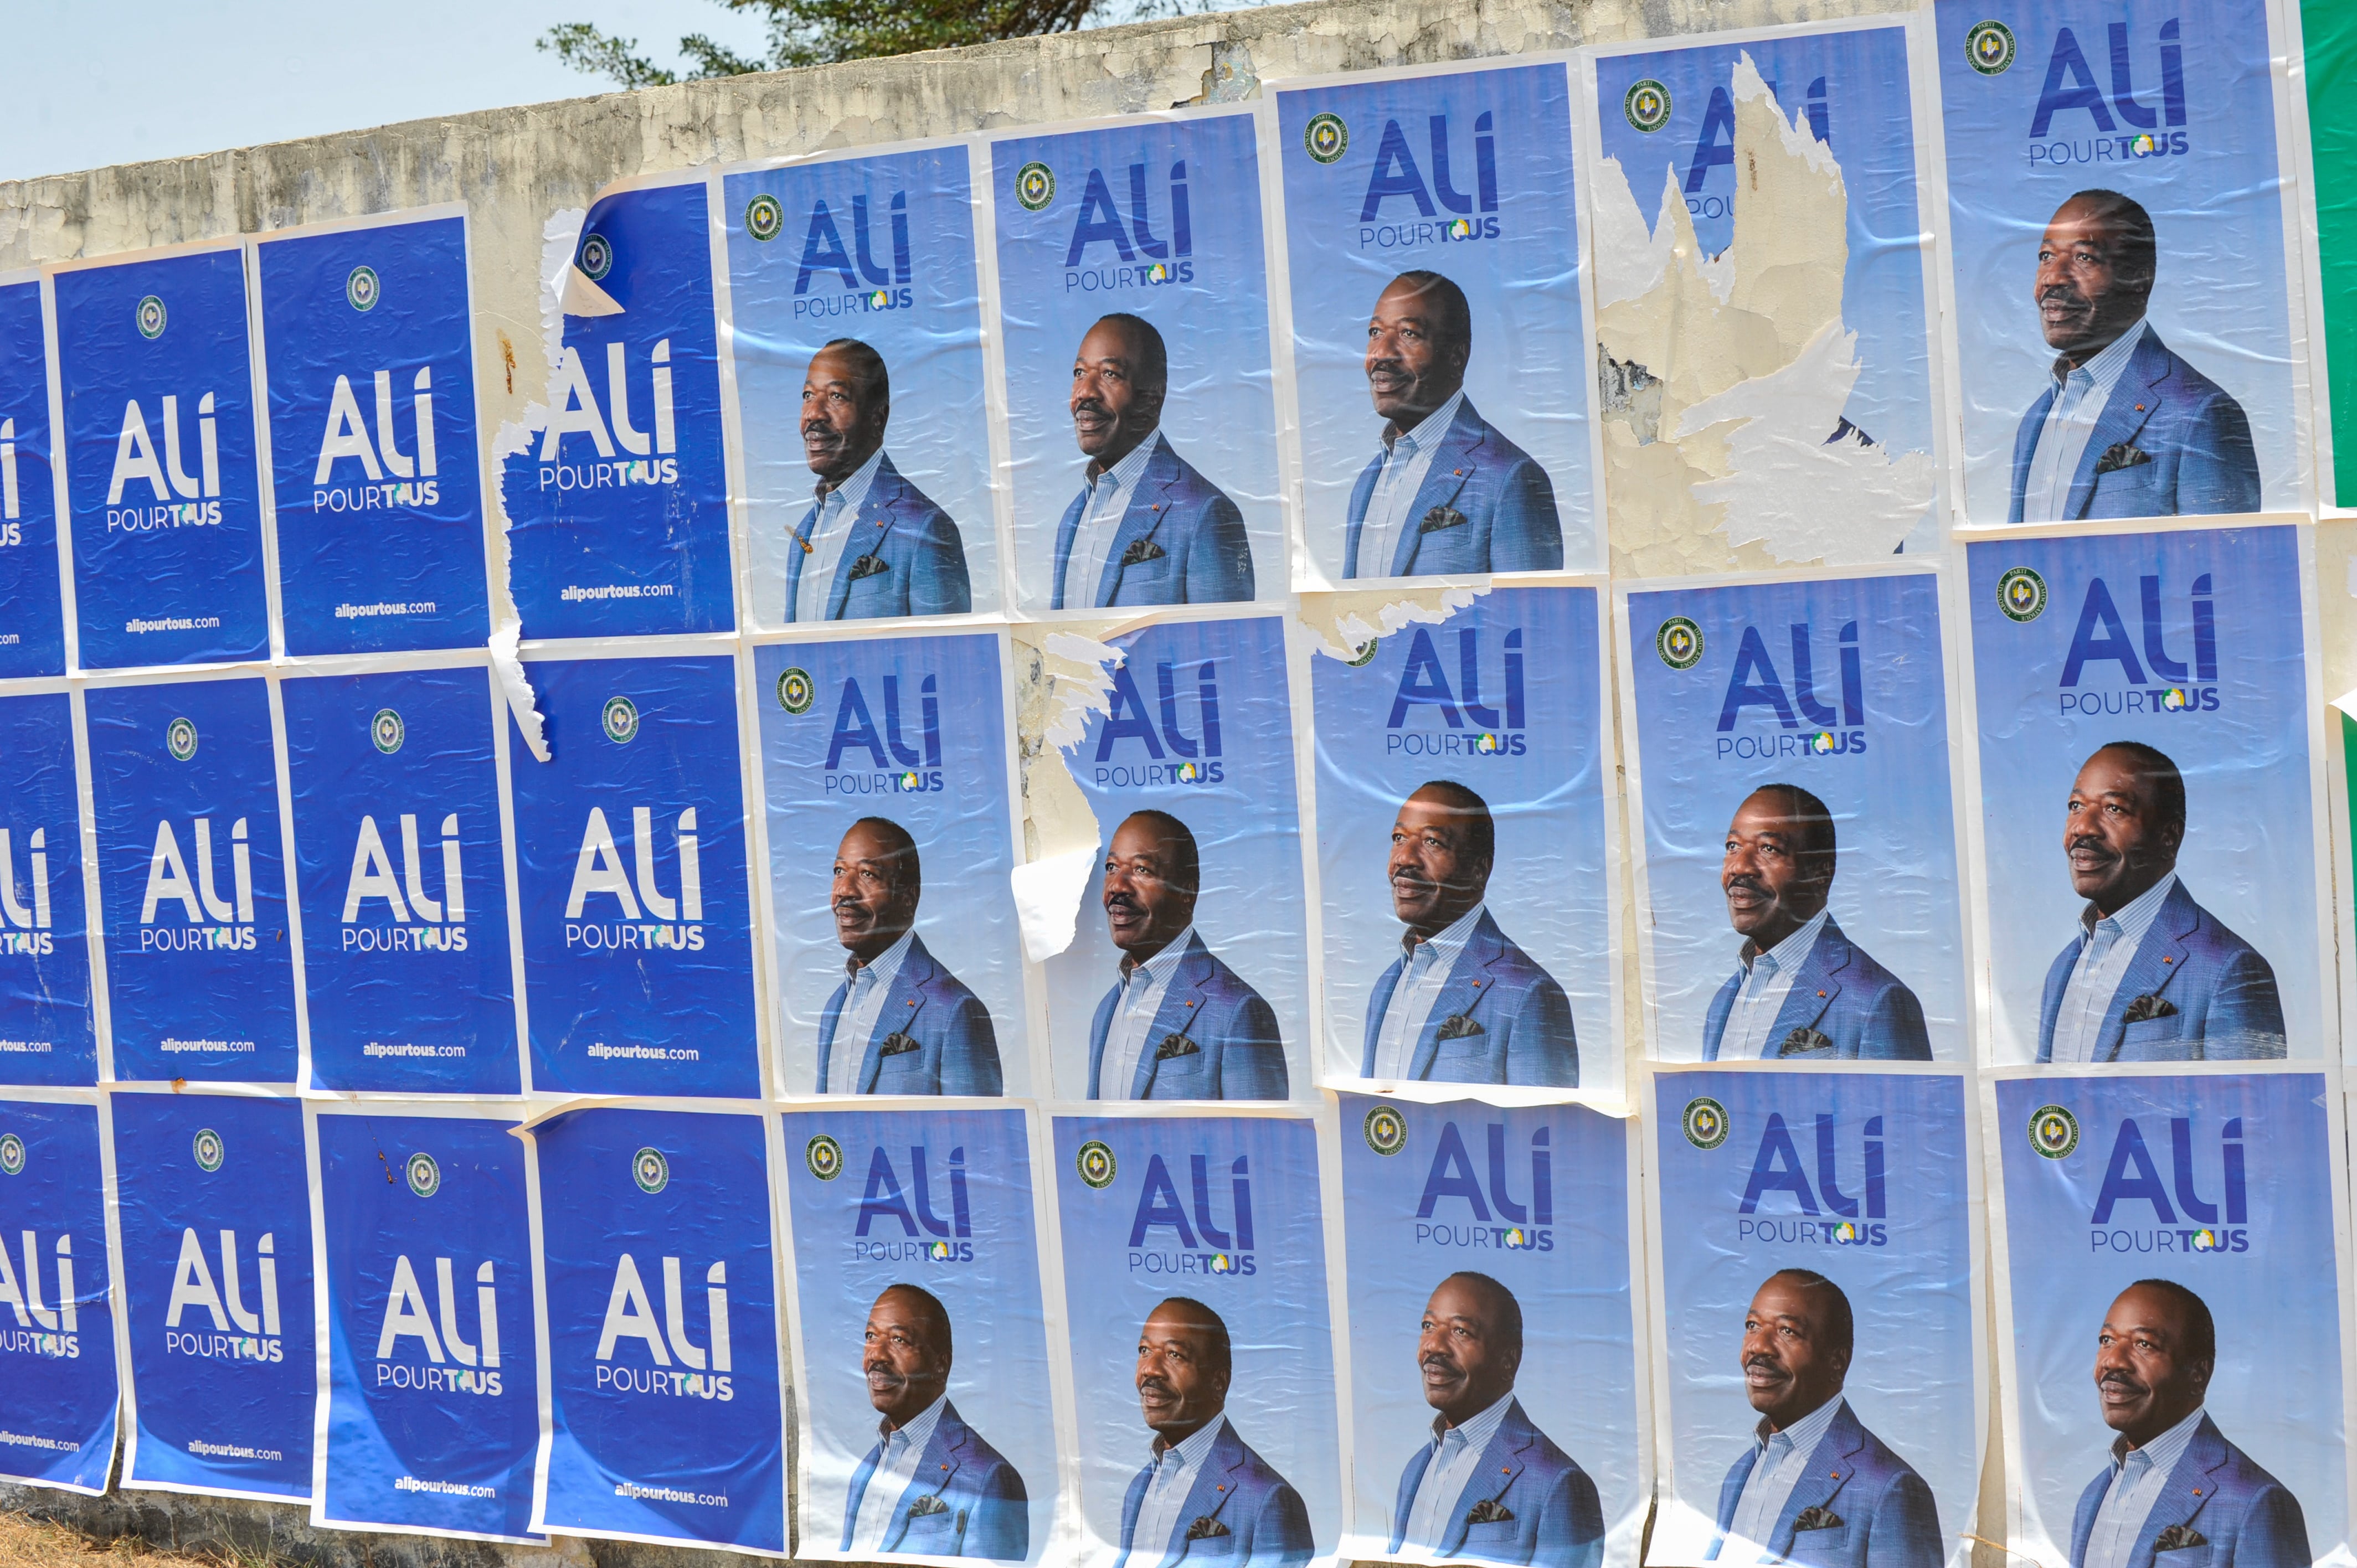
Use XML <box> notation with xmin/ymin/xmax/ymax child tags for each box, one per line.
<box><xmin>2035</xmin><ymin>200</ymin><xmax>2149</xmax><ymax>360</ymax></box>
<box><xmin>1388</xmin><ymin>792</ymin><xmax>1490</xmax><ymax>940</ymax></box>
<box><xmin>1721</xmin><ymin>793</ymin><xmax>1831</xmax><ymax>948</ymax></box>
<box><xmin>2064</xmin><ymin>749</ymin><xmax>2181</xmax><ymax>915</ymax></box>
<box><xmin>800</xmin><ymin>347</ymin><xmax>887</xmax><ymax>483</ymax></box>
<box><xmin>1741</xmin><ymin>1277</ymin><xmax>1849</xmax><ymax>1431</ymax></box>
<box><xmin>2094</xmin><ymin>1285</ymin><xmax>2211</xmax><ymax>1447</ymax></box>
<box><xmin>1103</xmin><ymin>818</ymin><xmax>1193</xmax><ymax>960</ymax></box>
<box><xmin>832</xmin><ymin>823</ymin><xmax>918</xmax><ymax>964</ymax></box>
<box><xmin>1071</xmin><ymin>321</ymin><xmax>1161</xmax><ymax>464</ymax></box>
<box><xmin>1418</xmin><ymin>1278</ymin><xmax>1519</xmax><ymax>1427</ymax></box>
<box><xmin>1136</xmin><ymin>1306</ymin><xmax>1228</xmax><ymax>1440</ymax></box>
<box><xmin>862</xmin><ymin>1290</ymin><xmax>949</xmax><ymax>1430</ymax></box>
<box><xmin>1365</xmin><ymin>278</ymin><xmax>1468</xmax><ymax>426</ymax></box>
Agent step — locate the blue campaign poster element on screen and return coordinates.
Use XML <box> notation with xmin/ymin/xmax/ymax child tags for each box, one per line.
<box><xmin>1310</xmin><ymin>587</ymin><xmax>1612</xmax><ymax>1091</ymax></box>
<box><xmin>1277</xmin><ymin>64</ymin><xmax>1595</xmax><ymax>579</ymax></box>
<box><xmin>85</xmin><ymin>677</ymin><xmax>297</xmax><ymax>1084</ymax></box>
<box><xmin>0</xmin><ymin>1094</ymin><xmax>117</xmax><ymax>1493</ymax></box>
<box><xmin>529</xmin><ymin>1105</ymin><xmax>784</xmax><ymax>1552</ymax></box>
<box><xmin>753</xmin><ymin>632</ymin><xmax>1023</xmax><ymax>1097</ymax></box>
<box><xmin>1335</xmin><ymin>1094</ymin><xmax>1643</xmax><ymax>1567</ymax></box>
<box><xmin>282</xmin><ymin>664</ymin><xmax>519</xmax><ymax>1095</ymax></box>
<box><xmin>507</xmin><ymin>654</ymin><xmax>759</xmax><ymax>1098</ymax></box>
<box><xmin>258</xmin><ymin>213</ymin><xmax>491</xmax><ymax>654</ymax></box>
<box><xmin>503</xmin><ymin>182</ymin><xmax>734</xmax><ymax>638</ymax></box>
<box><xmin>0</xmin><ymin>693</ymin><xmax>94</xmax><ymax>1085</ymax></box>
<box><xmin>779</xmin><ymin>1106</ymin><xmax>1060</xmax><ymax>1565</ymax></box>
<box><xmin>313</xmin><ymin>1107</ymin><xmax>541</xmax><ymax>1541</ymax></box>
<box><xmin>111</xmin><ymin>1090</ymin><xmax>313</xmax><ymax>1500</ymax></box>
<box><xmin>1050</xmin><ymin>1113</ymin><xmax>1342</xmax><ymax>1566</ymax></box>
<box><xmin>54</xmin><ymin>248</ymin><xmax>270</xmax><ymax>669</ymax></box>
<box><xmin>0</xmin><ymin>278</ymin><xmax>65</xmax><ymax>674</ymax></box>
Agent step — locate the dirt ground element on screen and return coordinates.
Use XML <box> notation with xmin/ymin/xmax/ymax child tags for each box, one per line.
<box><xmin>0</xmin><ymin>1510</ymin><xmax>257</xmax><ymax>1568</ymax></box>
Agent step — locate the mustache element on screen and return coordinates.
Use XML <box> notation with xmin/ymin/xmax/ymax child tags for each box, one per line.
<box><xmin>1106</xmin><ymin>890</ymin><xmax>1141</xmax><ymax>911</ymax></box>
<box><xmin>2067</xmin><ymin>833</ymin><xmax>2116</xmax><ymax>855</ymax></box>
<box><xmin>802</xmin><ymin>417</ymin><xmax>846</xmax><ymax>440</ymax></box>
<box><xmin>2098</xmin><ymin>1370</ymin><xmax>2146</xmax><ymax>1388</ymax></box>
<box><xmin>833</xmin><ymin>895</ymin><xmax>873</xmax><ymax>915</ymax></box>
<box><xmin>1744</xmin><ymin>1353</ymin><xmax>1785</xmax><ymax>1372</ymax></box>
<box><xmin>1419</xmin><ymin>1352</ymin><xmax>1462</xmax><ymax>1374</ymax></box>
<box><xmin>2041</xmin><ymin>283</ymin><xmax>2090</xmax><ymax>306</ymax></box>
<box><xmin>1073</xmin><ymin>396</ymin><xmax>1111</xmax><ymax>419</ymax></box>
<box><xmin>1725</xmin><ymin>874</ymin><xmax>1771</xmax><ymax>895</ymax></box>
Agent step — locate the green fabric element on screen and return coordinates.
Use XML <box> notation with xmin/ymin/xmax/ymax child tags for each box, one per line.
<box><xmin>2308</xmin><ymin>0</ymin><xmax>2357</xmax><ymax>504</ymax></box>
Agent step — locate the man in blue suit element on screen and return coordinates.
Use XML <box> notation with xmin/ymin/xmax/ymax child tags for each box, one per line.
<box><xmin>1362</xmin><ymin>781</ymin><xmax>1577</xmax><ymax>1085</ymax></box>
<box><xmin>1118</xmin><ymin>1297</ymin><xmax>1312</xmax><ymax>1568</ymax></box>
<box><xmin>2069</xmin><ymin>1280</ymin><xmax>2308</xmax><ymax>1568</ymax></box>
<box><xmin>2008</xmin><ymin>191</ymin><xmax>2260</xmax><ymax>524</ymax></box>
<box><xmin>1391</xmin><ymin>1272</ymin><xmax>1602</xmax><ymax>1568</ymax></box>
<box><xmin>1052</xmin><ymin>314</ymin><xmax>1254</xmax><ymax>608</ymax></box>
<box><xmin>1088</xmin><ymin>810</ymin><xmax>1286</xmax><ymax>1100</ymax></box>
<box><xmin>842</xmin><ymin>1284</ymin><xmax>1028</xmax><ymax>1560</ymax></box>
<box><xmin>2038</xmin><ymin>743</ymin><xmax>2284</xmax><ymax>1062</ymax></box>
<box><xmin>1710</xmin><ymin>1271</ymin><xmax>1940</xmax><ymax>1568</ymax></box>
<box><xmin>786</xmin><ymin>339</ymin><xmax>974</xmax><ymax>620</ymax></box>
<box><xmin>1704</xmin><ymin>785</ymin><xmax>1931</xmax><ymax>1060</ymax></box>
<box><xmin>1344</xmin><ymin>270</ymin><xmax>1563</xmax><ymax>579</ymax></box>
<box><xmin>814</xmin><ymin>817</ymin><xmax>1002</xmax><ymax>1095</ymax></box>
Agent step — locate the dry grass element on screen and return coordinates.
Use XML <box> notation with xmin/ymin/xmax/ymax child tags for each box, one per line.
<box><xmin>0</xmin><ymin>1511</ymin><xmax>264</xmax><ymax>1568</ymax></box>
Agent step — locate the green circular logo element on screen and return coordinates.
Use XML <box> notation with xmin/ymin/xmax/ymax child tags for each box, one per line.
<box><xmin>1076</xmin><ymin>1139</ymin><xmax>1117</xmax><ymax>1190</ymax></box>
<box><xmin>632</xmin><ymin>1146</ymin><xmax>670</xmax><ymax>1194</ymax></box>
<box><xmin>1015</xmin><ymin>162</ymin><xmax>1057</xmax><ymax>212</ymax></box>
<box><xmin>136</xmin><ymin>295</ymin><xmax>168</xmax><ymax>339</ymax></box>
<box><xmin>806</xmin><ymin>1134</ymin><xmax>843</xmax><ymax>1181</ymax></box>
<box><xmin>0</xmin><ymin>1133</ymin><xmax>25</xmax><ymax>1176</ymax></box>
<box><xmin>1304</xmin><ymin>112</ymin><xmax>1349</xmax><ymax>164</ymax></box>
<box><xmin>776</xmin><ymin>667</ymin><xmax>816</xmax><ymax>715</ymax></box>
<box><xmin>1656</xmin><ymin>617</ymin><xmax>1704</xmax><ymax>670</ymax></box>
<box><xmin>192</xmin><ymin>1128</ymin><xmax>225</xmax><ymax>1173</ymax></box>
<box><xmin>744</xmin><ymin>193</ymin><xmax>785</xmax><ymax>242</ymax></box>
<box><xmin>601</xmin><ymin>695</ymin><xmax>640</xmax><ymax>745</ymax></box>
<box><xmin>166</xmin><ymin>716</ymin><xmax>199</xmax><ymax>762</ymax></box>
<box><xmin>2029</xmin><ymin>1104</ymin><xmax>2081</xmax><ymax>1159</ymax></box>
<box><xmin>1682</xmin><ymin>1096</ymin><xmax>1730</xmax><ymax>1151</ymax></box>
<box><xmin>1346</xmin><ymin>639</ymin><xmax>1380</xmax><ymax>667</ymax></box>
<box><xmin>1624</xmin><ymin>79</ymin><xmax>1672</xmax><ymax>133</ymax></box>
<box><xmin>346</xmin><ymin>265</ymin><xmax>382</xmax><ymax>312</ymax></box>
<box><xmin>1998</xmin><ymin>566</ymin><xmax>2047</xmax><ymax>623</ymax></box>
<box><xmin>1967</xmin><ymin>20</ymin><xmax>2018</xmax><ymax>75</ymax></box>
<box><xmin>1362</xmin><ymin>1105</ymin><xmax>1408</xmax><ymax>1157</ymax></box>
<box><xmin>578</xmin><ymin>233</ymin><xmax>614</xmax><ymax>280</ymax></box>
<box><xmin>371</xmin><ymin>708</ymin><xmax>405</xmax><ymax>755</ymax></box>
<box><xmin>405</xmin><ymin>1151</ymin><xmax>440</xmax><ymax>1198</ymax></box>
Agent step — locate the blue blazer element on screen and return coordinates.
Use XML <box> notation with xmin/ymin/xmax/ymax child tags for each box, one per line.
<box><xmin>1343</xmin><ymin>398</ymin><xmax>1565</xmax><ymax>579</ymax></box>
<box><xmin>786</xmin><ymin>451</ymin><xmax>973</xmax><ymax>620</ymax></box>
<box><xmin>2068</xmin><ymin>1415</ymin><xmax>2309</xmax><ymax>1568</ymax></box>
<box><xmin>2006</xmin><ymin>326</ymin><xmax>2261</xmax><ymax>524</ymax></box>
<box><xmin>1358</xmin><ymin>910</ymin><xmax>1578</xmax><ymax>1086</ymax></box>
<box><xmin>2036</xmin><ymin>881</ymin><xmax>2286</xmax><ymax>1062</ymax></box>
<box><xmin>841</xmin><ymin>1400</ymin><xmax>1029</xmax><ymax>1561</ymax></box>
<box><xmin>1051</xmin><ymin>436</ymin><xmax>1254</xmax><ymax>609</ymax></box>
<box><xmin>1709</xmin><ymin>1402</ymin><xmax>1941</xmax><ymax>1568</ymax></box>
<box><xmin>1116</xmin><ymin>1419</ymin><xmax>1313</xmax><ymax>1568</ymax></box>
<box><xmin>1087</xmin><ymin>932</ymin><xmax>1287</xmax><ymax>1101</ymax></box>
<box><xmin>1388</xmin><ymin>1399</ymin><xmax>1603</xmax><ymax>1568</ymax></box>
<box><xmin>814</xmin><ymin>933</ymin><xmax>1003</xmax><ymax>1095</ymax></box>
<box><xmin>1702</xmin><ymin>920</ymin><xmax>1932</xmax><ymax>1061</ymax></box>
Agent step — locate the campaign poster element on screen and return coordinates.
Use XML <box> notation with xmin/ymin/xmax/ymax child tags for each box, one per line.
<box><xmin>256</xmin><ymin>211</ymin><xmax>491</xmax><ymax>655</ymax></box>
<box><xmin>0</xmin><ymin>1092</ymin><xmax>117</xmax><ymax>1493</ymax></box>
<box><xmin>1621</xmin><ymin>572</ymin><xmax>1969</xmax><ymax>1062</ymax></box>
<box><xmin>752</xmin><ymin>632</ymin><xmax>1025</xmax><ymax>1097</ymax></box>
<box><xmin>1050</xmin><ymin>1113</ymin><xmax>1342</xmax><ymax>1566</ymax></box>
<box><xmin>110</xmin><ymin>1089</ymin><xmax>313</xmax><ymax>1500</ymax></box>
<box><xmin>1309</xmin><ymin>586</ymin><xmax>1614</xmax><ymax>1093</ymax></box>
<box><xmin>724</xmin><ymin>146</ymin><xmax>1002</xmax><ymax>626</ymax></box>
<box><xmin>282</xmin><ymin>663</ymin><xmax>521</xmax><ymax>1095</ymax></box>
<box><xmin>1335</xmin><ymin>1094</ymin><xmax>1644</xmax><ymax>1568</ymax></box>
<box><xmin>1965</xmin><ymin>524</ymin><xmax>2325</xmax><ymax>1063</ymax></box>
<box><xmin>0</xmin><ymin>276</ymin><xmax>65</xmax><ymax>675</ymax></box>
<box><xmin>1587</xmin><ymin>20</ymin><xmax>1942</xmax><ymax>561</ymax></box>
<box><xmin>53</xmin><ymin>246</ymin><xmax>270</xmax><ymax>669</ymax></box>
<box><xmin>781</xmin><ymin>1105</ymin><xmax>1061</xmax><ymax>1565</ymax></box>
<box><xmin>86</xmin><ymin>676</ymin><xmax>299</xmax><ymax>1084</ymax></box>
<box><xmin>311</xmin><ymin>1103</ymin><xmax>541</xmax><ymax>1541</ymax></box>
<box><xmin>1937</xmin><ymin>0</ymin><xmax>2303</xmax><ymax>523</ymax></box>
<box><xmin>1646</xmin><ymin>1069</ymin><xmax>1979</xmax><ymax>1568</ymax></box>
<box><xmin>990</xmin><ymin>112</ymin><xmax>1281</xmax><ymax>613</ymax></box>
<box><xmin>507</xmin><ymin>653</ymin><xmax>760</xmax><ymax>1098</ymax></box>
<box><xmin>0</xmin><ymin>692</ymin><xmax>94</xmax><ymax>1086</ymax></box>
<box><xmin>526</xmin><ymin>1105</ymin><xmax>785</xmax><ymax>1552</ymax></box>
<box><xmin>1991</xmin><ymin>1072</ymin><xmax>2350</xmax><ymax>1566</ymax></box>
<box><xmin>1042</xmin><ymin>614</ymin><xmax>1308</xmax><ymax>1101</ymax></box>
<box><xmin>1277</xmin><ymin>63</ymin><xmax>1596</xmax><ymax>581</ymax></box>
<box><xmin>503</xmin><ymin>179</ymin><xmax>735</xmax><ymax>638</ymax></box>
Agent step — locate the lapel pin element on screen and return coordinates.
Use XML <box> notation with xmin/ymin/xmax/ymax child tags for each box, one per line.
<box><xmin>1817</xmin><ymin>989</ymin><xmax>1827</xmax><ymax>997</ymax></box>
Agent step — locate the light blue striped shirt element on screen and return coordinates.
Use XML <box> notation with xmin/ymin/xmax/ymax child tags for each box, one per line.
<box><xmin>1403</xmin><ymin>1390</ymin><xmax>1516</xmax><ymax>1550</ymax></box>
<box><xmin>2083</xmin><ymin>1406</ymin><xmax>2207</xmax><ymax>1568</ymax></box>
<box><xmin>1721</xmin><ymin>1395</ymin><xmax>1847</xmax><ymax>1565</ymax></box>
<box><xmin>2050</xmin><ymin>873</ymin><xmax>2178</xmax><ymax>1064</ymax></box>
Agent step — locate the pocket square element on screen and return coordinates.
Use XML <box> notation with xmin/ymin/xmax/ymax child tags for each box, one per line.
<box><xmin>1433</xmin><ymin>1012</ymin><xmax>1486</xmax><ymax>1041</ymax></box>
<box><xmin>1155</xmin><ymin>1032</ymin><xmax>1201</xmax><ymax>1060</ymax></box>
<box><xmin>1793</xmin><ymin>1507</ymin><xmax>1844</xmax><ymax>1533</ymax></box>
<box><xmin>1419</xmin><ymin>504</ymin><xmax>1468</xmax><ymax>534</ymax></box>
<box><xmin>1463</xmin><ymin>1498</ymin><xmax>1515</xmax><ymax>1525</ymax></box>
<box><xmin>905</xmin><ymin>1493</ymin><xmax>949</xmax><ymax>1518</ymax></box>
<box><xmin>1779</xmin><ymin>1027</ymin><xmax>1834</xmax><ymax>1056</ymax></box>
<box><xmin>1120</xmin><ymin>537</ymin><xmax>1167</xmax><ymax>566</ymax></box>
<box><xmin>2121</xmin><ymin>994</ymin><xmax>2180</xmax><ymax>1023</ymax></box>
<box><xmin>847</xmin><ymin>553</ymin><xmax>891</xmax><ymax>581</ymax></box>
<box><xmin>1185</xmin><ymin>1516</ymin><xmax>1232</xmax><ymax>1541</ymax></box>
<box><xmin>2093</xmin><ymin>441</ymin><xmax>2152</xmax><ymax>474</ymax></box>
<box><xmin>877</xmin><ymin>1031</ymin><xmax>921</xmax><ymax>1058</ymax></box>
<box><xmin>2154</xmin><ymin>1525</ymin><xmax>2209</xmax><ymax>1552</ymax></box>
